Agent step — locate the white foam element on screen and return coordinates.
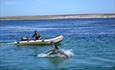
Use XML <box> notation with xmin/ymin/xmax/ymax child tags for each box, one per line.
<box><xmin>37</xmin><ymin>53</ymin><xmax>48</xmax><ymax>57</ymax></box>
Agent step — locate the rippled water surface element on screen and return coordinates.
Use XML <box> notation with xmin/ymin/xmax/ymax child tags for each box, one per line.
<box><xmin>0</xmin><ymin>18</ymin><xmax>115</xmax><ymax>70</ymax></box>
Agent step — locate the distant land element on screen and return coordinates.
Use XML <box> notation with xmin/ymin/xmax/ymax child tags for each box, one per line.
<box><xmin>0</xmin><ymin>14</ymin><xmax>115</xmax><ymax>20</ymax></box>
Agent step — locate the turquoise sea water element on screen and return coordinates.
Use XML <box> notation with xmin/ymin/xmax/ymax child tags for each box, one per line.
<box><xmin>0</xmin><ymin>18</ymin><xmax>115</xmax><ymax>70</ymax></box>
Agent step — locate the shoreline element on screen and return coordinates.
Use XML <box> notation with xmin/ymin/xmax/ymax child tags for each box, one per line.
<box><xmin>0</xmin><ymin>14</ymin><xmax>115</xmax><ymax>20</ymax></box>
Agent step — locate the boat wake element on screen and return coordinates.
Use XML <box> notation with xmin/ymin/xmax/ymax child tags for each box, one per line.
<box><xmin>0</xmin><ymin>42</ymin><xmax>14</xmax><ymax>46</ymax></box>
<box><xmin>37</xmin><ymin>49</ymin><xmax>74</xmax><ymax>58</ymax></box>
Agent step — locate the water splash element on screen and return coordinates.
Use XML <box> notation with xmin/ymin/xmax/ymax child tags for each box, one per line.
<box><xmin>61</xmin><ymin>49</ymin><xmax>74</xmax><ymax>57</ymax></box>
<box><xmin>37</xmin><ymin>49</ymin><xmax>74</xmax><ymax>58</ymax></box>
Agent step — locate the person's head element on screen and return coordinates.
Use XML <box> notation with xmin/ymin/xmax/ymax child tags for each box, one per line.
<box><xmin>35</xmin><ymin>30</ymin><xmax>37</xmax><ymax>33</ymax></box>
<box><xmin>34</xmin><ymin>30</ymin><xmax>40</xmax><ymax>34</ymax></box>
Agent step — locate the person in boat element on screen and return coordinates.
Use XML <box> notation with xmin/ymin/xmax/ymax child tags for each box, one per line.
<box><xmin>47</xmin><ymin>42</ymin><xmax>68</xmax><ymax>58</ymax></box>
<box><xmin>32</xmin><ymin>31</ymin><xmax>41</xmax><ymax>40</ymax></box>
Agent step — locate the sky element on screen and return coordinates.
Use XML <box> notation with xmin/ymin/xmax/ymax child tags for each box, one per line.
<box><xmin>0</xmin><ymin>0</ymin><xmax>115</xmax><ymax>16</ymax></box>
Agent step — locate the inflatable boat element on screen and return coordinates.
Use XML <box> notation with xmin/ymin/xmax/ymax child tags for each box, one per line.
<box><xmin>14</xmin><ymin>35</ymin><xmax>64</xmax><ymax>46</ymax></box>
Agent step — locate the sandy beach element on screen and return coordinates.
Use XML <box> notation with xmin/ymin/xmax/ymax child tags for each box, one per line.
<box><xmin>0</xmin><ymin>14</ymin><xmax>115</xmax><ymax>20</ymax></box>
